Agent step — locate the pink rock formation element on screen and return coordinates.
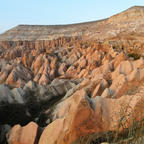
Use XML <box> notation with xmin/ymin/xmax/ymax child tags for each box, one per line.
<box><xmin>39</xmin><ymin>89</ymin><xmax>144</xmax><ymax>144</ymax></box>
<box><xmin>7</xmin><ymin>122</ymin><xmax>38</xmax><ymax>144</ymax></box>
<box><xmin>1</xmin><ymin>6</ymin><xmax>144</xmax><ymax>144</ymax></box>
<box><xmin>6</xmin><ymin>65</ymin><xmax>32</xmax><ymax>88</ymax></box>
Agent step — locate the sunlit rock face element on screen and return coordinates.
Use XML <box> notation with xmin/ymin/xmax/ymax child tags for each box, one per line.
<box><xmin>6</xmin><ymin>122</ymin><xmax>40</xmax><ymax>144</ymax></box>
<box><xmin>0</xmin><ymin>6</ymin><xmax>144</xmax><ymax>144</ymax></box>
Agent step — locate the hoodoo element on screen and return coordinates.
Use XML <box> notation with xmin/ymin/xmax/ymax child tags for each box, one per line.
<box><xmin>0</xmin><ymin>6</ymin><xmax>144</xmax><ymax>144</ymax></box>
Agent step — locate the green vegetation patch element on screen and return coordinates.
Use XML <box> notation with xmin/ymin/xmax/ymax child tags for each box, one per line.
<box><xmin>128</xmin><ymin>53</ymin><xmax>141</xmax><ymax>60</ymax></box>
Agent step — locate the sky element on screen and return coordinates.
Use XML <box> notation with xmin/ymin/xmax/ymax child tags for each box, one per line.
<box><xmin>1</xmin><ymin>0</ymin><xmax>144</xmax><ymax>33</ymax></box>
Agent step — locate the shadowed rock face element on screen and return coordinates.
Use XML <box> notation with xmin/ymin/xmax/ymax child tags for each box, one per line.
<box><xmin>0</xmin><ymin>6</ymin><xmax>144</xmax><ymax>144</ymax></box>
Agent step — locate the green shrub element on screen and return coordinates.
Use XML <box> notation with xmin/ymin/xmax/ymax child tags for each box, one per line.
<box><xmin>128</xmin><ymin>53</ymin><xmax>141</xmax><ymax>60</ymax></box>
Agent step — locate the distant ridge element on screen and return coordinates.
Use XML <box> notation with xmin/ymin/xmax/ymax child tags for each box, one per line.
<box><xmin>1</xmin><ymin>6</ymin><xmax>144</xmax><ymax>41</ymax></box>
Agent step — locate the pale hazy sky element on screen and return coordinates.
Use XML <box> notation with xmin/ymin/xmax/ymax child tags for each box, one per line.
<box><xmin>1</xmin><ymin>0</ymin><xmax>144</xmax><ymax>33</ymax></box>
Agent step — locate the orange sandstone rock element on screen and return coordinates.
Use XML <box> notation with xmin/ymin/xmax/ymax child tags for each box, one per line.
<box><xmin>7</xmin><ymin>122</ymin><xmax>39</xmax><ymax>144</ymax></box>
<box><xmin>39</xmin><ymin>89</ymin><xmax>144</xmax><ymax>144</ymax></box>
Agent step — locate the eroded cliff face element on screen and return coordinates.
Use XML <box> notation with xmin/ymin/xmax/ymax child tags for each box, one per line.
<box><xmin>0</xmin><ymin>6</ymin><xmax>144</xmax><ymax>144</ymax></box>
<box><xmin>0</xmin><ymin>36</ymin><xmax>104</xmax><ymax>88</ymax></box>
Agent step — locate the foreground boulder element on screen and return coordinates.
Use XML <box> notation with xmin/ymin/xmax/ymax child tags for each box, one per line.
<box><xmin>6</xmin><ymin>122</ymin><xmax>39</xmax><ymax>144</ymax></box>
<box><xmin>39</xmin><ymin>89</ymin><xmax>144</xmax><ymax>144</ymax></box>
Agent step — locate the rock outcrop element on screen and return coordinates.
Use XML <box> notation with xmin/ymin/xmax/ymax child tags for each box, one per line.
<box><xmin>6</xmin><ymin>122</ymin><xmax>40</xmax><ymax>144</ymax></box>
<box><xmin>0</xmin><ymin>5</ymin><xmax>144</xmax><ymax>144</ymax></box>
<box><xmin>39</xmin><ymin>89</ymin><xmax>144</xmax><ymax>144</ymax></box>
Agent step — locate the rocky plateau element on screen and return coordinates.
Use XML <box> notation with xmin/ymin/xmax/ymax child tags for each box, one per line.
<box><xmin>0</xmin><ymin>6</ymin><xmax>144</xmax><ymax>144</ymax></box>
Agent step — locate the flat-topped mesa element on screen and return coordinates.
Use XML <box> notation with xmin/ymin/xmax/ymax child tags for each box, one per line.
<box><xmin>0</xmin><ymin>25</ymin><xmax>83</xmax><ymax>41</ymax></box>
<box><xmin>1</xmin><ymin>6</ymin><xmax>144</xmax><ymax>42</ymax></box>
<box><xmin>0</xmin><ymin>21</ymin><xmax>102</xmax><ymax>41</ymax></box>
